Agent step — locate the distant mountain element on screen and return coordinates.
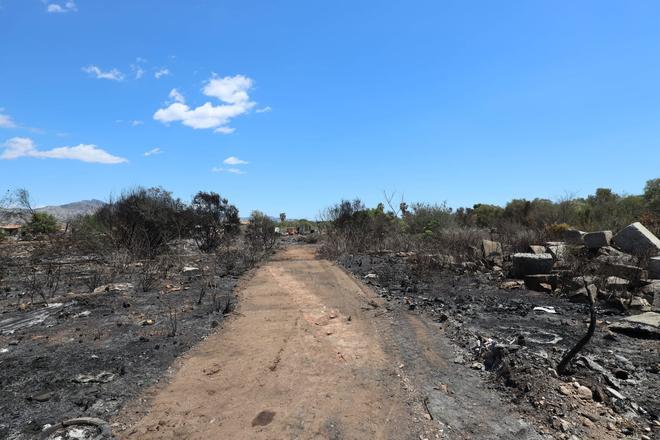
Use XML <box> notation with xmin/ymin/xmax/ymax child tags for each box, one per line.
<box><xmin>1</xmin><ymin>199</ymin><xmax>106</xmax><ymax>224</ymax></box>
<box><xmin>36</xmin><ymin>199</ymin><xmax>106</xmax><ymax>221</ymax></box>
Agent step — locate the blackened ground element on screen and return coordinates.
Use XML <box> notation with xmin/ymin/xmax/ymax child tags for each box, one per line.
<box><xmin>0</xmin><ymin>272</ymin><xmax>242</xmax><ymax>440</ymax></box>
<box><xmin>339</xmin><ymin>253</ymin><xmax>660</xmax><ymax>439</ymax></box>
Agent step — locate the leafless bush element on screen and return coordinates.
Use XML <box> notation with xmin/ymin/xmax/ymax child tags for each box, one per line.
<box><xmin>82</xmin><ymin>263</ymin><xmax>112</xmax><ymax>292</ymax></box>
<box><xmin>215</xmin><ymin>247</ymin><xmax>247</xmax><ymax>276</ymax></box>
<box><xmin>134</xmin><ymin>255</ymin><xmax>173</xmax><ymax>292</ymax></box>
<box><xmin>497</xmin><ymin>222</ymin><xmax>548</xmax><ymax>253</ymax></box>
<box><xmin>194</xmin><ymin>264</ymin><xmax>216</xmax><ymax>305</ymax></box>
<box><xmin>246</xmin><ymin>211</ymin><xmax>279</xmax><ymax>254</ymax></box>
<box><xmin>318</xmin><ymin>199</ymin><xmax>399</xmax><ymax>258</ymax></box>
<box><xmin>426</xmin><ymin>228</ymin><xmax>489</xmax><ymax>261</ymax></box>
<box><xmin>17</xmin><ymin>234</ymin><xmax>74</xmax><ymax>303</ymax></box>
<box><xmin>211</xmin><ymin>290</ymin><xmax>232</xmax><ymax>314</ymax></box>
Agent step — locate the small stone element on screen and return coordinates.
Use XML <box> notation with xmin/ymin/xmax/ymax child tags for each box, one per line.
<box><xmin>31</xmin><ymin>392</ymin><xmax>53</xmax><ymax>402</ymax></box>
<box><xmin>558</xmin><ymin>385</ymin><xmax>572</xmax><ymax>396</ymax></box>
<box><xmin>576</xmin><ymin>385</ymin><xmax>593</xmax><ymax>400</ymax></box>
<box><xmin>469</xmin><ymin>362</ymin><xmax>484</xmax><ymax>370</ymax></box>
<box><xmin>582</xmin><ymin>418</ymin><xmax>595</xmax><ymax>429</ymax></box>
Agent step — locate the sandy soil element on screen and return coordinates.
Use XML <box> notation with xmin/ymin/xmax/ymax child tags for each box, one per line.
<box><xmin>118</xmin><ymin>245</ymin><xmax>538</xmax><ymax>440</ymax></box>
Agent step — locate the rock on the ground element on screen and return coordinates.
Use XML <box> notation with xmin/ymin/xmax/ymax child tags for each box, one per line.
<box><xmin>568</xmin><ymin>283</ymin><xmax>598</xmax><ymax>304</ymax></box>
<box><xmin>92</xmin><ymin>283</ymin><xmax>133</xmax><ymax>294</ymax></box>
<box><xmin>529</xmin><ymin>245</ymin><xmax>547</xmax><ymax>255</ymax></box>
<box><xmin>576</xmin><ymin>385</ymin><xmax>593</xmax><ymax>400</ymax></box>
<box><xmin>563</xmin><ymin>229</ymin><xmax>586</xmax><ymax>245</ymax></box>
<box><xmin>641</xmin><ymin>280</ymin><xmax>660</xmax><ymax>296</ymax></box>
<box><xmin>609</xmin><ymin>311</ymin><xmax>660</xmax><ymax>338</ymax></box>
<box><xmin>524</xmin><ymin>274</ymin><xmax>558</xmax><ymax>292</ymax></box>
<box><xmin>600</xmin><ymin>262</ymin><xmax>646</xmax><ymax>283</ymax></box>
<box><xmin>546</xmin><ymin>243</ymin><xmax>568</xmax><ymax>262</ymax></box>
<box><xmin>605</xmin><ymin>276</ymin><xmax>630</xmax><ymax>293</ymax></box>
<box><xmin>653</xmin><ymin>291</ymin><xmax>660</xmax><ymax>312</ymax></box>
<box><xmin>612</xmin><ymin>222</ymin><xmax>660</xmax><ymax>256</ymax></box>
<box><xmin>596</xmin><ymin>246</ymin><xmax>637</xmax><ymax>266</ymax></box>
<box><xmin>649</xmin><ymin>256</ymin><xmax>660</xmax><ymax>279</ymax></box>
<box><xmin>629</xmin><ymin>297</ymin><xmax>651</xmax><ymax>311</ymax></box>
<box><xmin>584</xmin><ymin>231</ymin><xmax>613</xmax><ymax>249</ymax></box>
<box><xmin>481</xmin><ymin>239</ymin><xmax>503</xmax><ymax>265</ymax></box>
<box><xmin>512</xmin><ymin>253</ymin><xmax>554</xmax><ymax>277</ymax></box>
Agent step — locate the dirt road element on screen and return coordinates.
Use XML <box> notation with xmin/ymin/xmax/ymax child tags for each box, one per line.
<box><xmin>119</xmin><ymin>245</ymin><xmax>538</xmax><ymax>439</ymax></box>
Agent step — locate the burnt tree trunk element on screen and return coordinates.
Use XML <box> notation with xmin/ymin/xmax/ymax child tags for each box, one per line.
<box><xmin>557</xmin><ymin>285</ymin><xmax>597</xmax><ymax>375</ymax></box>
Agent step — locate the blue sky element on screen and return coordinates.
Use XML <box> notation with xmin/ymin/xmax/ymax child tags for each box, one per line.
<box><xmin>1</xmin><ymin>1</ymin><xmax>659</xmax><ymax>219</ymax></box>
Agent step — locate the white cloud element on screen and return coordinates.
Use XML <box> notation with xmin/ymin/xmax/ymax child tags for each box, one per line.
<box><xmin>154</xmin><ymin>68</ymin><xmax>170</xmax><ymax>79</ymax></box>
<box><xmin>256</xmin><ymin>106</ymin><xmax>272</xmax><ymax>113</ymax></box>
<box><xmin>1</xmin><ymin>137</ymin><xmax>127</xmax><ymax>164</ymax></box>
<box><xmin>46</xmin><ymin>1</ymin><xmax>76</xmax><ymax>13</ymax></box>
<box><xmin>82</xmin><ymin>65</ymin><xmax>124</xmax><ymax>81</ymax></box>
<box><xmin>203</xmin><ymin>75</ymin><xmax>253</xmax><ymax>104</ymax></box>
<box><xmin>168</xmin><ymin>88</ymin><xmax>185</xmax><ymax>103</ymax></box>
<box><xmin>0</xmin><ymin>110</ymin><xmax>16</xmax><ymax>128</ymax></box>
<box><xmin>143</xmin><ymin>147</ymin><xmax>162</xmax><ymax>156</ymax></box>
<box><xmin>132</xmin><ymin>66</ymin><xmax>145</xmax><ymax>79</ymax></box>
<box><xmin>130</xmin><ymin>120</ymin><xmax>144</xmax><ymax>126</ymax></box>
<box><xmin>211</xmin><ymin>166</ymin><xmax>245</xmax><ymax>175</ymax></box>
<box><xmin>223</xmin><ymin>156</ymin><xmax>248</xmax><ymax>165</ymax></box>
<box><xmin>154</xmin><ymin>74</ymin><xmax>257</xmax><ymax>133</ymax></box>
<box><xmin>131</xmin><ymin>57</ymin><xmax>146</xmax><ymax>79</ymax></box>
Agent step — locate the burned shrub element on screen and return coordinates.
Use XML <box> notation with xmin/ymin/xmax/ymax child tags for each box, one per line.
<box><xmin>69</xmin><ymin>214</ymin><xmax>114</xmax><ymax>256</ymax></box>
<box><xmin>246</xmin><ymin>211</ymin><xmax>278</xmax><ymax>254</ymax></box>
<box><xmin>189</xmin><ymin>191</ymin><xmax>240</xmax><ymax>252</ymax></box>
<box><xmin>93</xmin><ymin>187</ymin><xmax>188</xmax><ymax>258</ymax></box>
<box><xmin>428</xmin><ymin>228</ymin><xmax>489</xmax><ymax>261</ymax></box>
<box><xmin>20</xmin><ymin>234</ymin><xmax>73</xmax><ymax>303</ymax></box>
<box><xmin>320</xmin><ymin>199</ymin><xmax>399</xmax><ymax>257</ymax></box>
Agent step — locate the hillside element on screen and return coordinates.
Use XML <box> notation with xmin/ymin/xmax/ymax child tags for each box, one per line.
<box><xmin>0</xmin><ymin>199</ymin><xmax>105</xmax><ymax>224</ymax></box>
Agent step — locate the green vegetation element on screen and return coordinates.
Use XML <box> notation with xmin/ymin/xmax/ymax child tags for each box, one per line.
<box><xmin>320</xmin><ymin>179</ymin><xmax>660</xmax><ymax>259</ymax></box>
<box><xmin>246</xmin><ymin>210</ymin><xmax>278</xmax><ymax>252</ymax></box>
<box><xmin>23</xmin><ymin>212</ymin><xmax>59</xmax><ymax>235</ymax></box>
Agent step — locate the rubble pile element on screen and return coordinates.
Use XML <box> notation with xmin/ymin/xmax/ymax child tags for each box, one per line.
<box><xmin>339</xmin><ymin>221</ymin><xmax>660</xmax><ymax>439</ymax></box>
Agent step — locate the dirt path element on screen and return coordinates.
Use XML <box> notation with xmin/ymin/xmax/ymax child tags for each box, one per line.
<box><xmin>118</xmin><ymin>245</ymin><xmax>539</xmax><ymax>439</ymax></box>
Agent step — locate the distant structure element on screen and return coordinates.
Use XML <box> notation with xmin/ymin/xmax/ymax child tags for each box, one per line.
<box><xmin>0</xmin><ymin>224</ymin><xmax>21</xmax><ymax>237</ymax></box>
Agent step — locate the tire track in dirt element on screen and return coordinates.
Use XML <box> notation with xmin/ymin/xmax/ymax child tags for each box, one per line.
<box><xmin>116</xmin><ymin>245</ymin><xmax>539</xmax><ymax>439</ymax></box>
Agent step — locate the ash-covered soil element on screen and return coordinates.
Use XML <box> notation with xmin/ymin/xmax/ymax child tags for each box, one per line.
<box><xmin>0</xmin><ymin>249</ymin><xmax>249</xmax><ymax>440</ymax></box>
<box><xmin>339</xmin><ymin>253</ymin><xmax>660</xmax><ymax>439</ymax></box>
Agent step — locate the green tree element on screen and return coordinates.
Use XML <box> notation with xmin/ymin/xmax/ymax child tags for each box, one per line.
<box><xmin>473</xmin><ymin>204</ymin><xmax>504</xmax><ymax>228</ymax></box>
<box><xmin>246</xmin><ymin>211</ymin><xmax>278</xmax><ymax>251</ymax></box>
<box><xmin>23</xmin><ymin>212</ymin><xmax>59</xmax><ymax>235</ymax></box>
<box><xmin>644</xmin><ymin>178</ymin><xmax>660</xmax><ymax>215</ymax></box>
<box><xmin>405</xmin><ymin>202</ymin><xmax>454</xmax><ymax>234</ymax></box>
